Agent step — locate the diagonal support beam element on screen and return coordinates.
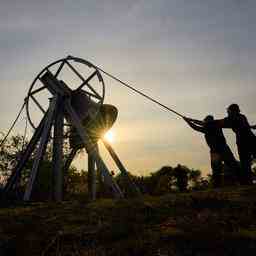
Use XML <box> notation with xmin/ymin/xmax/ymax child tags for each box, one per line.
<box><xmin>40</xmin><ymin>71</ymin><xmax>71</xmax><ymax>96</ymax></box>
<box><xmin>64</xmin><ymin>99</ymin><xmax>123</xmax><ymax>198</ymax></box>
<box><xmin>3</xmin><ymin>114</ymin><xmax>47</xmax><ymax>196</ymax></box>
<box><xmin>62</xmin><ymin>148</ymin><xmax>77</xmax><ymax>194</ymax></box>
<box><xmin>63</xmin><ymin>148</ymin><xmax>77</xmax><ymax>177</ymax></box>
<box><xmin>102</xmin><ymin>139</ymin><xmax>141</xmax><ymax>196</ymax></box>
<box><xmin>23</xmin><ymin>97</ymin><xmax>58</xmax><ymax>201</ymax></box>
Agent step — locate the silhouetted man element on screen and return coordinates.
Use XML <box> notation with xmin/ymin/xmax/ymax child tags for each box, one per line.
<box><xmin>184</xmin><ymin>115</ymin><xmax>240</xmax><ymax>187</ymax></box>
<box><xmin>214</xmin><ymin>104</ymin><xmax>256</xmax><ymax>185</ymax></box>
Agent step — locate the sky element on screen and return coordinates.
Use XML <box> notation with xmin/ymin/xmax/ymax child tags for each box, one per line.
<box><xmin>1</xmin><ymin>0</ymin><xmax>256</xmax><ymax>176</ymax></box>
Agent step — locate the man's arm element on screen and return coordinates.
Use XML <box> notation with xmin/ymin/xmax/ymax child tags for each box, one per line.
<box><xmin>185</xmin><ymin>117</ymin><xmax>204</xmax><ymax>126</ymax></box>
<box><xmin>184</xmin><ymin>118</ymin><xmax>205</xmax><ymax>133</ymax></box>
<box><xmin>243</xmin><ymin>115</ymin><xmax>256</xmax><ymax>129</ymax></box>
<box><xmin>215</xmin><ymin>116</ymin><xmax>256</xmax><ymax>129</ymax></box>
<box><xmin>213</xmin><ymin>118</ymin><xmax>231</xmax><ymax>129</ymax></box>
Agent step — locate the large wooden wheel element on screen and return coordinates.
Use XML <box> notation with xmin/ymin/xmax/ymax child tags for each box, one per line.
<box><xmin>25</xmin><ymin>56</ymin><xmax>105</xmax><ymax>131</ymax></box>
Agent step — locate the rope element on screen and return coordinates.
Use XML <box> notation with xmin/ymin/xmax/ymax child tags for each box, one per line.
<box><xmin>1</xmin><ymin>58</ymin><xmax>184</xmax><ymax>149</ymax></box>
<box><xmin>94</xmin><ymin>66</ymin><xmax>185</xmax><ymax>118</ymax></box>
<box><xmin>70</xmin><ymin>56</ymin><xmax>185</xmax><ymax>118</ymax></box>
<box><xmin>0</xmin><ymin>101</ymin><xmax>26</xmax><ymax>148</ymax></box>
<box><xmin>21</xmin><ymin>115</ymin><xmax>28</xmax><ymax>152</ymax></box>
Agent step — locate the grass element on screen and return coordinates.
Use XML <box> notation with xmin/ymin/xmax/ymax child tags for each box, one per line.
<box><xmin>0</xmin><ymin>185</ymin><xmax>256</xmax><ymax>255</ymax></box>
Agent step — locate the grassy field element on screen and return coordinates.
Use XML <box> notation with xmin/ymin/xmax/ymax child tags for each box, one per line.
<box><xmin>1</xmin><ymin>186</ymin><xmax>256</xmax><ymax>255</ymax></box>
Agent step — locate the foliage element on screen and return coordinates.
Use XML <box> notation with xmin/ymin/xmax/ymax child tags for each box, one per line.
<box><xmin>0</xmin><ymin>134</ymin><xmax>24</xmax><ymax>183</ymax></box>
<box><xmin>123</xmin><ymin>165</ymin><xmax>207</xmax><ymax>196</ymax></box>
<box><xmin>65</xmin><ymin>167</ymin><xmax>88</xmax><ymax>198</ymax></box>
<box><xmin>0</xmin><ymin>132</ymin><xmax>210</xmax><ymax>201</ymax></box>
<box><xmin>0</xmin><ymin>133</ymin><xmax>82</xmax><ymax>199</ymax></box>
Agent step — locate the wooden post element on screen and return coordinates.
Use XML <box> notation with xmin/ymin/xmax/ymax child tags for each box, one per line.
<box><xmin>88</xmin><ymin>152</ymin><xmax>96</xmax><ymax>200</ymax></box>
<box><xmin>102</xmin><ymin>139</ymin><xmax>141</xmax><ymax>196</ymax></box>
<box><xmin>23</xmin><ymin>97</ymin><xmax>57</xmax><ymax>201</ymax></box>
<box><xmin>52</xmin><ymin>98</ymin><xmax>64</xmax><ymax>201</ymax></box>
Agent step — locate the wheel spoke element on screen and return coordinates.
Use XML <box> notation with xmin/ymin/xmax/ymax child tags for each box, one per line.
<box><xmin>54</xmin><ymin>61</ymin><xmax>65</xmax><ymax>78</ymax></box>
<box><xmin>64</xmin><ymin>60</ymin><xmax>85</xmax><ymax>81</ymax></box>
<box><xmin>82</xmin><ymin>90</ymin><xmax>102</xmax><ymax>100</ymax></box>
<box><xmin>76</xmin><ymin>70</ymin><xmax>98</xmax><ymax>91</ymax></box>
<box><xmin>31</xmin><ymin>95</ymin><xmax>46</xmax><ymax>114</ymax></box>
<box><xmin>65</xmin><ymin>60</ymin><xmax>102</xmax><ymax>99</ymax></box>
<box><xmin>84</xmin><ymin>81</ymin><xmax>102</xmax><ymax>100</ymax></box>
<box><xmin>29</xmin><ymin>86</ymin><xmax>46</xmax><ymax>96</ymax></box>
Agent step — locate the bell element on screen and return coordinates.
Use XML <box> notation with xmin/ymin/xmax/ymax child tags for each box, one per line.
<box><xmin>69</xmin><ymin>90</ymin><xmax>118</xmax><ymax>149</ymax></box>
<box><xmin>70</xmin><ymin>89</ymin><xmax>98</xmax><ymax>122</ymax></box>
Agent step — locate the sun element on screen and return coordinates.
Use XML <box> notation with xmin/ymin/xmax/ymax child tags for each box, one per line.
<box><xmin>104</xmin><ymin>130</ymin><xmax>115</xmax><ymax>143</ymax></box>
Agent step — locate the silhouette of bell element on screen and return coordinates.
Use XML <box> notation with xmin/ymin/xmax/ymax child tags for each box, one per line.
<box><xmin>69</xmin><ymin>90</ymin><xmax>118</xmax><ymax>149</ymax></box>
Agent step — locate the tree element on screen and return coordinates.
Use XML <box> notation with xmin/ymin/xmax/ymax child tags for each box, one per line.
<box><xmin>0</xmin><ymin>134</ymin><xmax>27</xmax><ymax>186</ymax></box>
<box><xmin>0</xmin><ymin>132</ymin><xmax>85</xmax><ymax>200</ymax></box>
<box><xmin>173</xmin><ymin>164</ymin><xmax>189</xmax><ymax>192</ymax></box>
<box><xmin>122</xmin><ymin>165</ymin><xmax>204</xmax><ymax>195</ymax></box>
<box><xmin>187</xmin><ymin>169</ymin><xmax>202</xmax><ymax>189</ymax></box>
<box><xmin>65</xmin><ymin>167</ymin><xmax>89</xmax><ymax>198</ymax></box>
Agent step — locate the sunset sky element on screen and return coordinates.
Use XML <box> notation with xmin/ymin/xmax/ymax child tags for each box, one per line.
<box><xmin>1</xmin><ymin>0</ymin><xmax>256</xmax><ymax>176</ymax></box>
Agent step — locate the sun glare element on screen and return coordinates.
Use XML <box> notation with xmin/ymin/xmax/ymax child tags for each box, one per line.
<box><xmin>104</xmin><ymin>130</ymin><xmax>115</xmax><ymax>143</ymax></box>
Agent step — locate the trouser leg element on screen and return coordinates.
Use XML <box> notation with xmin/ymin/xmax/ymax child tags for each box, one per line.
<box><xmin>221</xmin><ymin>146</ymin><xmax>240</xmax><ymax>184</ymax></box>
<box><xmin>251</xmin><ymin>146</ymin><xmax>256</xmax><ymax>183</ymax></box>
<box><xmin>210</xmin><ymin>152</ymin><xmax>223</xmax><ymax>188</ymax></box>
<box><xmin>238</xmin><ymin>147</ymin><xmax>253</xmax><ymax>185</ymax></box>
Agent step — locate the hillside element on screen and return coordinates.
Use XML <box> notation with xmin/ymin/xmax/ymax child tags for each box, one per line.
<box><xmin>1</xmin><ymin>186</ymin><xmax>256</xmax><ymax>255</ymax></box>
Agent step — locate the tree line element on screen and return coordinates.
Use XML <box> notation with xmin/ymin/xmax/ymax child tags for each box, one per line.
<box><xmin>1</xmin><ymin>133</ymin><xmax>254</xmax><ymax>200</ymax></box>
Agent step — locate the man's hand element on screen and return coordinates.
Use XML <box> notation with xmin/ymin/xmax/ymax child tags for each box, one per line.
<box><xmin>183</xmin><ymin>117</ymin><xmax>190</xmax><ymax>123</ymax></box>
<box><xmin>183</xmin><ymin>116</ymin><xmax>192</xmax><ymax>122</ymax></box>
<box><xmin>183</xmin><ymin>116</ymin><xmax>205</xmax><ymax>133</ymax></box>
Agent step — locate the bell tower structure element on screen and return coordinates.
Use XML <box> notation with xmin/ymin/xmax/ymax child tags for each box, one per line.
<box><xmin>3</xmin><ymin>56</ymin><xmax>140</xmax><ymax>201</ymax></box>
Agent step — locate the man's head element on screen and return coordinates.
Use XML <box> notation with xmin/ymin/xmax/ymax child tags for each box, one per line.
<box><xmin>227</xmin><ymin>103</ymin><xmax>240</xmax><ymax>117</ymax></box>
<box><xmin>204</xmin><ymin>115</ymin><xmax>214</xmax><ymax>123</ymax></box>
